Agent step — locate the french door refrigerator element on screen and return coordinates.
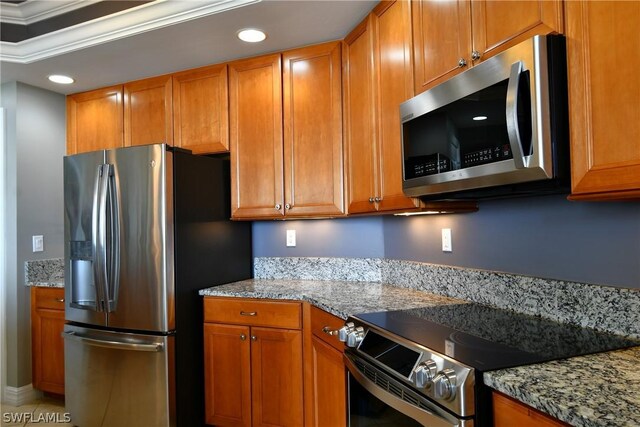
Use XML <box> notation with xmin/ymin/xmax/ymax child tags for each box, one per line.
<box><xmin>62</xmin><ymin>144</ymin><xmax>252</xmax><ymax>427</ymax></box>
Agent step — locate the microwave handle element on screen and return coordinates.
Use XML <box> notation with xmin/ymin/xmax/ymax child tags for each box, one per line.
<box><xmin>506</xmin><ymin>60</ymin><xmax>526</xmax><ymax>169</ymax></box>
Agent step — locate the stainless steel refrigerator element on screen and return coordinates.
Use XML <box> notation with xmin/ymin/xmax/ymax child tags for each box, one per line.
<box><xmin>62</xmin><ymin>143</ymin><xmax>252</xmax><ymax>426</ymax></box>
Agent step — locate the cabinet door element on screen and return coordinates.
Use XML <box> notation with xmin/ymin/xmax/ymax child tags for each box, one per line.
<box><xmin>343</xmin><ymin>16</ymin><xmax>378</xmax><ymax>214</ymax></box>
<box><xmin>229</xmin><ymin>54</ymin><xmax>285</xmax><ymax>219</ymax></box>
<box><xmin>493</xmin><ymin>392</ymin><xmax>568</xmax><ymax>427</ymax></box>
<box><xmin>471</xmin><ymin>0</ymin><xmax>563</xmax><ymax>62</ymax></box>
<box><xmin>31</xmin><ymin>288</ymin><xmax>65</xmax><ymax>395</ymax></box>
<box><xmin>310</xmin><ymin>336</ymin><xmax>346</xmax><ymax>427</ymax></box>
<box><xmin>173</xmin><ymin>64</ymin><xmax>229</xmax><ymax>154</ymax></box>
<box><xmin>251</xmin><ymin>327</ymin><xmax>304</xmax><ymax>427</ymax></box>
<box><xmin>374</xmin><ymin>0</ymin><xmax>420</xmax><ymax>212</ymax></box>
<box><xmin>124</xmin><ymin>75</ymin><xmax>172</xmax><ymax>147</ymax></box>
<box><xmin>66</xmin><ymin>85</ymin><xmax>123</xmax><ymax>155</ymax></box>
<box><xmin>204</xmin><ymin>323</ymin><xmax>251</xmax><ymax>427</ymax></box>
<box><xmin>566</xmin><ymin>1</ymin><xmax>640</xmax><ymax>200</ymax></box>
<box><xmin>412</xmin><ymin>0</ymin><xmax>472</xmax><ymax>94</ymax></box>
<box><xmin>283</xmin><ymin>42</ymin><xmax>345</xmax><ymax>217</ymax></box>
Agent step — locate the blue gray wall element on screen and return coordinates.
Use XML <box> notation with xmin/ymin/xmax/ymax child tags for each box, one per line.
<box><xmin>1</xmin><ymin>82</ymin><xmax>66</xmax><ymax>388</ymax></box>
<box><xmin>252</xmin><ymin>195</ymin><xmax>640</xmax><ymax>289</ymax></box>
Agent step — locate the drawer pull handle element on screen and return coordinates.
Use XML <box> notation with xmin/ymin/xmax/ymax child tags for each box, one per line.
<box><xmin>322</xmin><ymin>326</ymin><xmax>339</xmax><ymax>336</ymax></box>
<box><xmin>56</xmin><ymin>298</ymin><xmax>65</xmax><ymax>303</ymax></box>
<box><xmin>240</xmin><ymin>311</ymin><xmax>257</xmax><ymax>316</ymax></box>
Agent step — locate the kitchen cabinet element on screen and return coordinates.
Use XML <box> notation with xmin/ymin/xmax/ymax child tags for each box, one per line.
<box><xmin>173</xmin><ymin>64</ymin><xmax>229</xmax><ymax>154</ymax></box>
<box><xmin>412</xmin><ymin>0</ymin><xmax>563</xmax><ymax>93</ymax></box>
<box><xmin>203</xmin><ymin>297</ymin><xmax>304</xmax><ymax>427</ymax></box>
<box><xmin>229</xmin><ymin>54</ymin><xmax>285</xmax><ymax>219</ymax></box>
<box><xmin>493</xmin><ymin>391</ymin><xmax>569</xmax><ymax>427</ymax></box>
<box><xmin>124</xmin><ymin>75</ymin><xmax>173</xmax><ymax>147</ymax></box>
<box><xmin>304</xmin><ymin>305</ymin><xmax>347</xmax><ymax>427</ymax></box>
<box><xmin>66</xmin><ymin>85</ymin><xmax>123</xmax><ymax>155</ymax></box>
<box><xmin>344</xmin><ymin>1</ymin><xmax>419</xmax><ymax>215</ymax></box>
<box><xmin>565</xmin><ymin>1</ymin><xmax>640</xmax><ymax>200</ymax></box>
<box><xmin>282</xmin><ymin>41</ymin><xmax>345</xmax><ymax>217</ymax></box>
<box><xmin>31</xmin><ymin>287</ymin><xmax>65</xmax><ymax>395</ymax></box>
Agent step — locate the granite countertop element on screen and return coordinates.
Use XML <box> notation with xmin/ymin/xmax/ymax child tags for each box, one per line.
<box><xmin>199</xmin><ymin>278</ymin><xmax>466</xmax><ymax>319</ymax></box>
<box><xmin>200</xmin><ymin>278</ymin><xmax>640</xmax><ymax>427</ymax></box>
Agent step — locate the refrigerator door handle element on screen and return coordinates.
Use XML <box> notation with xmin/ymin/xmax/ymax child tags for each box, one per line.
<box><xmin>105</xmin><ymin>164</ymin><xmax>120</xmax><ymax>313</ymax></box>
<box><xmin>91</xmin><ymin>165</ymin><xmax>107</xmax><ymax>312</ymax></box>
<box><xmin>62</xmin><ymin>331</ymin><xmax>164</xmax><ymax>352</ymax></box>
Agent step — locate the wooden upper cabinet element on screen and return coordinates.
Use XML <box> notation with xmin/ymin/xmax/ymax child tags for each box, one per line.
<box><xmin>283</xmin><ymin>41</ymin><xmax>345</xmax><ymax>217</ymax></box>
<box><xmin>566</xmin><ymin>1</ymin><xmax>640</xmax><ymax>200</ymax></box>
<box><xmin>343</xmin><ymin>15</ymin><xmax>379</xmax><ymax>214</ymax></box>
<box><xmin>471</xmin><ymin>0</ymin><xmax>563</xmax><ymax>62</ymax></box>
<box><xmin>412</xmin><ymin>0</ymin><xmax>472</xmax><ymax>94</ymax></box>
<box><xmin>66</xmin><ymin>85</ymin><xmax>123</xmax><ymax>155</ymax></box>
<box><xmin>229</xmin><ymin>54</ymin><xmax>284</xmax><ymax>219</ymax></box>
<box><xmin>124</xmin><ymin>75</ymin><xmax>173</xmax><ymax>147</ymax></box>
<box><xmin>173</xmin><ymin>64</ymin><xmax>229</xmax><ymax>154</ymax></box>
<box><xmin>374</xmin><ymin>0</ymin><xmax>420</xmax><ymax>212</ymax></box>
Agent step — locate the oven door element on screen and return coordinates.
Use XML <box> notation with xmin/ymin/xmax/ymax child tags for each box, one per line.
<box><xmin>345</xmin><ymin>353</ymin><xmax>473</xmax><ymax>427</ymax></box>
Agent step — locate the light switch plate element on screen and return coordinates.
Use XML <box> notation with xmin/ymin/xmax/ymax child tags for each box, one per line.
<box><xmin>286</xmin><ymin>229</ymin><xmax>296</xmax><ymax>247</ymax></box>
<box><xmin>32</xmin><ymin>235</ymin><xmax>44</xmax><ymax>252</ymax></box>
<box><xmin>441</xmin><ymin>228</ymin><xmax>452</xmax><ymax>252</ymax></box>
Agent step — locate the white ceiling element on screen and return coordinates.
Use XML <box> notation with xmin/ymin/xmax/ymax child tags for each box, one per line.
<box><xmin>0</xmin><ymin>0</ymin><xmax>377</xmax><ymax>95</ymax></box>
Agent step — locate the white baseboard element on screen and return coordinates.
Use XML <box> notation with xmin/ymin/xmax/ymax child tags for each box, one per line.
<box><xmin>3</xmin><ymin>384</ymin><xmax>41</xmax><ymax>406</ymax></box>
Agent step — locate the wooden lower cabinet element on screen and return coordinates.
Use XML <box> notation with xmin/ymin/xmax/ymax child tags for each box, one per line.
<box><xmin>304</xmin><ymin>305</ymin><xmax>347</xmax><ymax>427</ymax></box>
<box><xmin>31</xmin><ymin>287</ymin><xmax>65</xmax><ymax>395</ymax></box>
<box><xmin>203</xmin><ymin>297</ymin><xmax>304</xmax><ymax>427</ymax></box>
<box><xmin>493</xmin><ymin>391</ymin><xmax>569</xmax><ymax>427</ymax></box>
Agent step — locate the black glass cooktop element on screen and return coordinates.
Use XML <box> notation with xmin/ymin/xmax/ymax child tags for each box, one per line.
<box><xmin>354</xmin><ymin>303</ymin><xmax>639</xmax><ymax>372</ymax></box>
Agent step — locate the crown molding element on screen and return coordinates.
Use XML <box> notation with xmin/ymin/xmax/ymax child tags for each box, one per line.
<box><xmin>0</xmin><ymin>0</ymin><xmax>101</xmax><ymax>25</ymax></box>
<box><xmin>0</xmin><ymin>0</ymin><xmax>260</xmax><ymax>64</ymax></box>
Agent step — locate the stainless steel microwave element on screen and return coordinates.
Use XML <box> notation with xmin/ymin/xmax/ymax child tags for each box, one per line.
<box><xmin>400</xmin><ymin>35</ymin><xmax>569</xmax><ymax>200</ymax></box>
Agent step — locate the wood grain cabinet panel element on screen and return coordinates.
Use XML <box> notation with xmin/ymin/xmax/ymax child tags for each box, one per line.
<box><xmin>229</xmin><ymin>54</ymin><xmax>285</xmax><ymax>219</ymax></box>
<box><xmin>31</xmin><ymin>287</ymin><xmax>65</xmax><ymax>395</ymax></box>
<box><xmin>344</xmin><ymin>1</ymin><xmax>418</xmax><ymax>214</ymax></box>
<box><xmin>203</xmin><ymin>297</ymin><xmax>304</xmax><ymax>427</ymax></box>
<box><xmin>124</xmin><ymin>75</ymin><xmax>173</xmax><ymax>147</ymax></box>
<box><xmin>412</xmin><ymin>0</ymin><xmax>472</xmax><ymax>94</ymax></box>
<box><xmin>173</xmin><ymin>64</ymin><xmax>229</xmax><ymax>154</ymax></box>
<box><xmin>493</xmin><ymin>391</ymin><xmax>569</xmax><ymax>427</ymax></box>
<box><xmin>66</xmin><ymin>85</ymin><xmax>123</xmax><ymax>155</ymax></box>
<box><xmin>565</xmin><ymin>1</ymin><xmax>640</xmax><ymax>200</ymax></box>
<box><xmin>283</xmin><ymin>41</ymin><xmax>345</xmax><ymax>217</ymax></box>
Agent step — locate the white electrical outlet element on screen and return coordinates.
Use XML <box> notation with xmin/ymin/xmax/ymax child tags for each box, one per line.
<box><xmin>32</xmin><ymin>235</ymin><xmax>44</xmax><ymax>252</ymax></box>
<box><xmin>441</xmin><ymin>228</ymin><xmax>452</xmax><ymax>252</ymax></box>
<box><xmin>286</xmin><ymin>229</ymin><xmax>296</xmax><ymax>247</ymax></box>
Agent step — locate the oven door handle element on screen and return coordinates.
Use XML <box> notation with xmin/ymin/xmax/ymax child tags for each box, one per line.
<box><xmin>344</xmin><ymin>354</ymin><xmax>470</xmax><ymax>427</ymax></box>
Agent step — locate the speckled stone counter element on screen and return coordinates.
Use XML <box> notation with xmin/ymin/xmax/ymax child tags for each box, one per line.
<box><xmin>485</xmin><ymin>346</ymin><xmax>640</xmax><ymax>427</ymax></box>
<box><xmin>199</xmin><ymin>278</ymin><xmax>465</xmax><ymax>319</ymax></box>
<box><xmin>25</xmin><ymin>258</ymin><xmax>64</xmax><ymax>288</ymax></box>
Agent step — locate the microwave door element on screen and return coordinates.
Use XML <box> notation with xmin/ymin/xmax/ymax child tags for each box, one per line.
<box><xmin>105</xmin><ymin>144</ymin><xmax>174</xmax><ymax>333</ymax></box>
<box><xmin>64</xmin><ymin>150</ymin><xmax>108</xmax><ymax>327</ymax></box>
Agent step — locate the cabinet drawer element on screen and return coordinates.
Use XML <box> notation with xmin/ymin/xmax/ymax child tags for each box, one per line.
<box><xmin>204</xmin><ymin>297</ymin><xmax>302</xmax><ymax>329</ymax></box>
<box><xmin>310</xmin><ymin>306</ymin><xmax>345</xmax><ymax>353</ymax></box>
<box><xmin>33</xmin><ymin>287</ymin><xmax>65</xmax><ymax>311</ymax></box>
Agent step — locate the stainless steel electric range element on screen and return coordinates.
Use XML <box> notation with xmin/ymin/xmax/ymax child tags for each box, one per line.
<box><xmin>337</xmin><ymin>303</ymin><xmax>639</xmax><ymax>427</ymax></box>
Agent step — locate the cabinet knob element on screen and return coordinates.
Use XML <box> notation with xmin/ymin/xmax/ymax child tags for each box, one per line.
<box><xmin>471</xmin><ymin>50</ymin><xmax>481</xmax><ymax>61</ymax></box>
<box><xmin>368</xmin><ymin>197</ymin><xmax>375</xmax><ymax>203</ymax></box>
<box><xmin>251</xmin><ymin>335</ymin><xmax>257</xmax><ymax>341</ymax></box>
<box><xmin>458</xmin><ymin>58</ymin><xmax>467</xmax><ymax>68</ymax></box>
<box><xmin>374</xmin><ymin>197</ymin><xmax>381</xmax><ymax>203</ymax></box>
<box><xmin>285</xmin><ymin>203</ymin><xmax>291</xmax><ymax>210</ymax></box>
<box><xmin>56</xmin><ymin>298</ymin><xmax>65</xmax><ymax>303</ymax></box>
<box><xmin>240</xmin><ymin>334</ymin><xmax>246</xmax><ymax>341</ymax></box>
<box><xmin>275</xmin><ymin>204</ymin><xmax>282</xmax><ymax>210</ymax></box>
<box><xmin>322</xmin><ymin>326</ymin><xmax>339</xmax><ymax>336</ymax></box>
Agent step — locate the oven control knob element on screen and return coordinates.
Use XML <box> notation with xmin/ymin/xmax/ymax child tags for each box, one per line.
<box><xmin>346</xmin><ymin>326</ymin><xmax>365</xmax><ymax>347</ymax></box>
<box><xmin>338</xmin><ymin>322</ymin><xmax>355</xmax><ymax>342</ymax></box>
<box><xmin>413</xmin><ymin>359</ymin><xmax>438</xmax><ymax>389</ymax></box>
<box><xmin>433</xmin><ymin>369</ymin><xmax>457</xmax><ymax>401</ymax></box>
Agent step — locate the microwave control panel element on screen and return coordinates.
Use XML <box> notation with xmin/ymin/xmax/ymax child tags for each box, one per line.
<box><xmin>463</xmin><ymin>144</ymin><xmax>512</xmax><ymax>168</ymax></box>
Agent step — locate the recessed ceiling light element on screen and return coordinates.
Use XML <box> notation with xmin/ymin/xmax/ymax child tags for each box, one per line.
<box><xmin>472</xmin><ymin>115</ymin><xmax>487</xmax><ymax>121</ymax></box>
<box><xmin>48</xmin><ymin>75</ymin><xmax>74</xmax><ymax>84</ymax></box>
<box><xmin>237</xmin><ymin>29</ymin><xmax>266</xmax><ymax>43</ymax></box>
